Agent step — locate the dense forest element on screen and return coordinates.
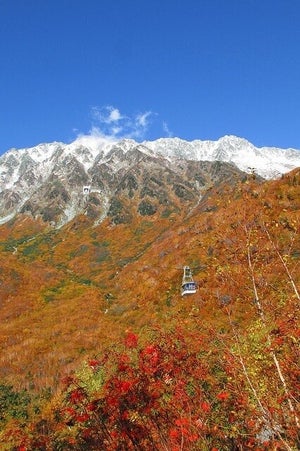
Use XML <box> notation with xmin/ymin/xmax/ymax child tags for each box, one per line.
<box><xmin>0</xmin><ymin>170</ymin><xmax>299</xmax><ymax>450</ymax></box>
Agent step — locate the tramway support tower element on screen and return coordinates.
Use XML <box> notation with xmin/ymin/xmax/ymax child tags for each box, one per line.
<box><xmin>181</xmin><ymin>266</ymin><xmax>197</xmax><ymax>296</ymax></box>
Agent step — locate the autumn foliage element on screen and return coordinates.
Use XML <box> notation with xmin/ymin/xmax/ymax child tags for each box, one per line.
<box><xmin>3</xmin><ymin>327</ymin><xmax>299</xmax><ymax>450</ymax></box>
<box><xmin>0</xmin><ymin>169</ymin><xmax>299</xmax><ymax>449</ymax></box>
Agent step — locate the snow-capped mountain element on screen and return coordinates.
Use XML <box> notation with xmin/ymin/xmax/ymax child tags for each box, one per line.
<box><xmin>0</xmin><ymin>135</ymin><xmax>299</xmax><ymax>226</ymax></box>
<box><xmin>143</xmin><ymin>135</ymin><xmax>300</xmax><ymax>179</ymax></box>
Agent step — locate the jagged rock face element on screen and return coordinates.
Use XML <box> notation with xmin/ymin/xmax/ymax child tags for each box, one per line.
<box><xmin>0</xmin><ymin>135</ymin><xmax>299</xmax><ymax>226</ymax></box>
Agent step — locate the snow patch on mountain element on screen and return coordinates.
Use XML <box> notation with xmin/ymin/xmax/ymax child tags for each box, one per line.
<box><xmin>143</xmin><ymin>135</ymin><xmax>300</xmax><ymax>179</ymax></box>
<box><xmin>0</xmin><ymin>134</ymin><xmax>300</xmax><ymax>226</ymax></box>
<box><xmin>0</xmin><ymin>212</ymin><xmax>15</xmax><ymax>225</ymax></box>
<box><xmin>1</xmin><ymin>135</ymin><xmax>299</xmax><ymax>195</ymax></box>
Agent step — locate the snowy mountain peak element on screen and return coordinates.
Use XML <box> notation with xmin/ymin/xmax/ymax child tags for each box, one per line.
<box><xmin>0</xmin><ymin>134</ymin><xmax>300</xmax><ymax>226</ymax></box>
<box><xmin>142</xmin><ymin>135</ymin><xmax>300</xmax><ymax>178</ymax></box>
<box><xmin>217</xmin><ymin>135</ymin><xmax>252</xmax><ymax>149</ymax></box>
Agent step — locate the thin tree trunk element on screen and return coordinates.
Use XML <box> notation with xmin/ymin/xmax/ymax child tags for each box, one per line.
<box><xmin>245</xmin><ymin>227</ymin><xmax>300</xmax><ymax>430</ymax></box>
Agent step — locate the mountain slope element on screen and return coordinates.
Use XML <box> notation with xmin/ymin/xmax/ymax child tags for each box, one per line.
<box><xmin>144</xmin><ymin>135</ymin><xmax>300</xmax><ymax>178</ymax></box>
<box><xmin>1</xmin><ymin>135</ymin><xmax>299</xmax><ymax>226</ymax></box>
<box><xmin>0</xmin><ymin>165</ymin><xmax>299</xmax><ymax>449</ymax></box>
<box><xmin>0</xmin><ymin>168</ymin><xmax>299</xmax><ymax>389</ymax></box>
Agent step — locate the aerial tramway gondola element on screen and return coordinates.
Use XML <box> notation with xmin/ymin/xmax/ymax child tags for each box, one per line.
<box><xmin>181</xmin><ymin>266</ymin><xmax>197</xmax><ymax>296</ymax></box>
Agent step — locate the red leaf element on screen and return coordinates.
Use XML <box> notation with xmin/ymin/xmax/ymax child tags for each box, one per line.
<box><xmin>169</xmin><ymin>428</ymin><xmax>179</xmax><ymax>439</ymax></box>
<box><xmin>76</xmin><ymin>413</ymin><xmax>90</xmax><ymax>423</ymax></box>
<box><xmin>175</xmin><ymin>417</ymin><xmax>189</xmax><ymax>427</ymax></box>
<box><xmin>119</xmin><ymin>380</ymin><xmax>134</xmax><ymax>394</ymax></box>
<box><xmin>70</xmin><ymin>388</ymin><xmax>85</xmax><ymax>404</ymax></box>
<box><xmin>216</xmin><ymin>391</ymin><xmax>230</xmax><ymax>401</ymax></box>
<box><xmin>124</xmin><ymin>332</ymin><xmax>138</xmax><ymax>348</ymax></box>
<box><xmin>88</xmin><ymin>359</ymin><xmax>101</xmax><ymax>370</ymax></box>
<box><xmin>200</xmin><ymin>401</ymin><xmax>211</xmax><ymax>412</ymax></box>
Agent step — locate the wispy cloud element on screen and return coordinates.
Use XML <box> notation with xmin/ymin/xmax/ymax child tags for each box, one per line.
<box><xmin>87</xmin><ymin>105</ymin><xmax>154</xmax><ymax>140</ymax></box>
<box><xmin>136</xmin><ymin>111</ymin><xmax>152</xmax><ymax>128</ymax></box>
<box><xmin>92</xmin><ymin>106</ymin><xmax>124</xmax><ymax>124</ymax></box>
<box><xmin>74</xmin><ymin>105</ymin><xmax>173</xmax><ymax>143</ymax></box>
<box><xmin>162</xmin><ymin>121</ymin><xmax>173</xmax><ymax>138</ymax></box>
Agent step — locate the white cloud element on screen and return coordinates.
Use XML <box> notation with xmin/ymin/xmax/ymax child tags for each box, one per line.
<box><xmin>107</xmin><ymin>107</ymin><xmax>123</xmax><ymax>123</ymax></box>
<box><xmin>74</xmin><ymin>105</ymin><xmax>171</xmax><ymax>145</ymax></box>
<box><xmin>88</xmin><ymin>105</ymin><xmax>154</xmax><ymax>140</ymax></box>
<box><xmin>74</xmin><ymin>126</ymin><xmax>116</xmax><ymax>148</ymax></box>
<box><xmin>136</xmin><ymin>111</ymin><xmax>152</xmax><ymax>128</ymax></box>
<box><xmin>111</xmin><ymin>126</ymin><xmax>123</xmax><ymax>135</ymax></box>
<box><xmin>162</xmin><ymin>121</ymin><xmax>173</xmax><ymax>138</ymax></box>
<box><xmin>91</xmin><ymin>106</ymin><xmax>124</xmax><ymax>124</ymax></box>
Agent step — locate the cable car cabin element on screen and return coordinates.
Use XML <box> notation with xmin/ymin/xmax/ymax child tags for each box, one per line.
<box><xmin>181</xmin><ymin>266</ymin><xmax>197</xmax><ymax>296</ymax></box>
<box><xmin>181</xmin><ymin>282</ymin><xmax>197</xmax><ymax>296</ymax></box>
<box><xmin>83</xmin><ymin>186</ymin><xmax>91</xmax><ymax>195</ymax></box>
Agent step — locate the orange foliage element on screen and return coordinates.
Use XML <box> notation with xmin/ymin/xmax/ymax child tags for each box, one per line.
<box><xmin>0</xmin><ymin>169</ymin><xmax>299</xmax><ymax>448</ymax></box>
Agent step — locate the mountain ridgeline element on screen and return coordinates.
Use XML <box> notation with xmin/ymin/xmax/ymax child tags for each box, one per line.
<box><xmin>1</xmin><ymin>135</ymin><xmax>300</xmax><ymax>227</ymax></box>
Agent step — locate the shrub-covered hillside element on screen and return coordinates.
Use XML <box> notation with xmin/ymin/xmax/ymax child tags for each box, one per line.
<box><xmin>0</xmin><ymin>170</ymin><xmax>299</xmax><ymax>449</ymax></box>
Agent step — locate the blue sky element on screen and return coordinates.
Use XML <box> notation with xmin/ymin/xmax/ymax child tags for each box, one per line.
<box><xmin>1</xmin><ymin>0</ymin><xmax>300</xmax><ymax>155</ymax></box>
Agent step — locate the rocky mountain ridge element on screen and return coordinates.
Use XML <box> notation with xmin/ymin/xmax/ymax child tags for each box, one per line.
<box><xmin>1</xmin><ymin>135</ymin><xmax>299</xmax><ymax>226</ymax></box>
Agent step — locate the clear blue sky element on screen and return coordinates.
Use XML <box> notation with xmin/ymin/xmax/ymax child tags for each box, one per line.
<box><xmin>1</xmin><ymin>0</ymin><xmax>300</xmax><ymax>155</ymax></box>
